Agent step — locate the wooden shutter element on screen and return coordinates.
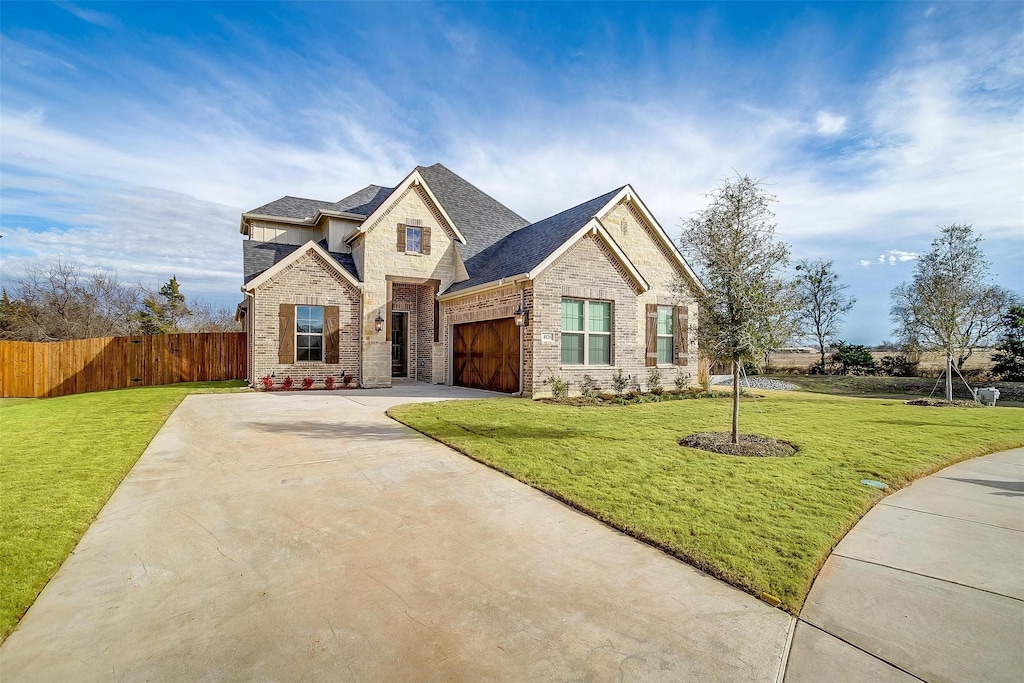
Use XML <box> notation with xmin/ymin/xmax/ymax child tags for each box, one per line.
<box><xmin>324</xmin><ymin>305</ymin><xmax>340</xmax><ymax>364</ymax></box>
<box><xmin>645</xmin><ymin>303</ymin><xmax>658</xmax><ymax>367</ymax></box>
<box><xmin>674</xmin><ymin>305</ymin><xmax>689</xmax><ymax>365</ymax></box>
<box><xmin>396</xmin><ymin>224</ymin><xmax>406</xmax><ymax>252</ymax></box>
<box><xmin>421</xmin><ymin>225</ymin><xmax>431</xmax><ymax>255</ymax></box>
<box><xmin>278</xmin><ymin>303</ymin><xmax>295</xmax><ymax>363</ymax></box>
<box><xmin>385</xmin><ymin>280</ymin><xmax>393</xmax><ymax>341</ymax></box>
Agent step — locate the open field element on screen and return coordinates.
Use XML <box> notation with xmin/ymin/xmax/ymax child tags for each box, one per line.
<box><xmin>768</xmin><ymin>349</ymin><xmax>995</xmax><ymax>374</ymax></box>
<box><xmin>390</xmin><ymin>392</ymin><xmax>1024</xmax><ymax>613</ymax></box>
<box><xmin>773</xmin><ymin>374</ymin><xmax>1024</xmax><ymax>403</ymax></box>
<box><xmin>0</xmin><ymin>381</ymin><xmax>247</xmax><ymax>640</ymax></box>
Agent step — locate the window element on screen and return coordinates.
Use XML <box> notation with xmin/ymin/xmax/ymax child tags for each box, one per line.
<box><xmin>561</xmin><ymin>298</ymin><xmax>612</xmax><ymax>365</ymax></box>
<box><xmin>656</xmin><ymin>305</ymin><xmax>674</xmax><ymax>365</ymax></box>
<box><xmin>296</xmin><ymin>305</ymin><xmax>324</xmax><ymax>362</ymax></box>
<box><xmin>405</xmin><ymin>226</ymin><xmax>422</xmax><ymax>253</ymax></box>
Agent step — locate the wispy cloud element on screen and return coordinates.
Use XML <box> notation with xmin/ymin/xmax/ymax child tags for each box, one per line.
<box><xmin>859</xmin><ymin>250</ymin><xmax>919</xmax><ymax>267</ymax></box>
<box><xmin>54</xmin><ymin>1</ymin><xmax>117</xmax><ymax>29</ymax></box>
<box><xmin>814</xmin><ymin>110</ymin><xmax>847</xmax><ymax>136</ymax></box>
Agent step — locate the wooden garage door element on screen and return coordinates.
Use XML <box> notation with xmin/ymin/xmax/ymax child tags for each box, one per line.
<box><xmin>453</xmin><ymin>318</ymin><xmax>520</xmax><ymax>393</ymax></box>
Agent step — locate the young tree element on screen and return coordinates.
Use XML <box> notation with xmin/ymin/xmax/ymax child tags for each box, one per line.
<box><xmin>890</xmin><ymin>224</ymin><xmax>1016</xmax><ymax>401</ymax></box>
<box><xmin>133</xmin><ymin>276</ymin><xmax>191</xmax><ymax>334</ymax></box>
<box><xmin>991</xmin><ymin>305</ymin><xmax>1024</xmax><ymax>381</ymax></box>
<box><xmin>677</xmin><ymin>174</ymin><xmax>792</xmax><ymax>443</ymax></box>
<box><xmin>794</xmin><ymin>258</ymin><xmax>856</xmax><ymax>373</ymax></box>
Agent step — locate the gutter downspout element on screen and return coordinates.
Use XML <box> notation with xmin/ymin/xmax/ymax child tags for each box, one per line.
<box><xmin>514</xmin><ymin>279</ymin><xmax>528</xmax><ymax>397</ymax></box>
<box><xmin>240</xmin><ymin>288</ymin><xmax>255</xmax><ymax>387</ymax></box>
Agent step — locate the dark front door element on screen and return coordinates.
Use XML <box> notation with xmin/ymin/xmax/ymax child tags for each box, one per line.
<box><xmin>391</xmin><ymin>312</ymin><xmax>407</xmax><ymax>377</ymax></box>
<box><xmin>453</xmin><ymin>318</ymin><xmax>520</xmax><ymax>393</ymax></box>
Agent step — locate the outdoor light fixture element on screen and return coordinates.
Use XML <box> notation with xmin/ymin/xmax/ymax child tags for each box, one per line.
<box><xmin>374</xmin><ymin>313</ymin><xmax>384</xmax><ymax>333</ymax></box>
<box><xmin>513</xmin><ymin>305</ymin><xmax>529</xmax><ymax>327</ymax></box>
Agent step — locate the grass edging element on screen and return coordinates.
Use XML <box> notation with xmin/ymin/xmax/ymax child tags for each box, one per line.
<box><xmin>0</xmin><ymin>381</ymin><xmax>247</xmax><ymax>641</ymax></box>
<box><xmin>387</xmin><ymin>394</ymin><xmax>1024</xmax><ymax>614</ymax></box>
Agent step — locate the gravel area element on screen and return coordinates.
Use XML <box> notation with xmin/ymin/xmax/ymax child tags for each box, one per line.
<box><xmin>710</xmin><ymin>376</ymin><xmax>799</xmax><ymax>391</ymax></box>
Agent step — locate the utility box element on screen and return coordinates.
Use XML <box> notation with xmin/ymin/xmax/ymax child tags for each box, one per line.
<box><xmin>978</xmin><ymin>387</ymin><xmax>1000</xmax><ymax>406</ymax></box>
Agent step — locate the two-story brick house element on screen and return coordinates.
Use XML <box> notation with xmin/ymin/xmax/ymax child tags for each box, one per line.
<box><xmin>239</xmin><ymin>163</ymin><xmax>701</xmax><ymax>395</ymax></box>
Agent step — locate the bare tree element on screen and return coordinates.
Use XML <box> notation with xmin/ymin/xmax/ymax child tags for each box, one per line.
<box><xmin>758</xmin><ymin>281</ymin><xmax>802</xmax><ymax>373</ymax></box>
<box><xmin>794</xmin><ymin>258</ymin><xmax>856</xmax><ymax>373</ymax></box>
<box><xmin>2</xmin><ymin>259</ymin><xmax>142</xmax><ymax>341</ymax></box>
<box><xmin>890</xmin><ymin>224</ymin><xmax>1016</xmax><ymax>400</ymax></box>
<box><xmin>184</xmin><ymin>299</ymin><xmax>243</xmax><ymax>332</ymax></box>
<box><xmin>676</xmin><ymin>174</ymin><xmax>792</xmax><ymax>443</ymax></box>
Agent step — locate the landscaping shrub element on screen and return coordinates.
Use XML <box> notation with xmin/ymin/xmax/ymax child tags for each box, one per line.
<box><xmin>282</xmin><ymin>376</ymin><xmax>294</xmax><ymax>390</ymax></box>
<box><xmin>611</xmin><ymin>368</ymin><xmax>629</xmax><ymax>395</ymax></box>
<box><xmin>324</xmin><ymin>375</ymin><xmax>336</xmax><ymax>390</ymax></box>
<box><xmin>546</xmin><ymin>372</ymin><xmax>569</xmax><ymax>399</ymax></box>
<box><xmin>674</xmin><ymin>371</ymin><xmax>687</xmax><ymax>391</ymax></box>
<box><xmin>259</xmin><ymin>375</ymin><xmax>274</xmax><ymax>391</ymax></box>
<box><xmin>343</xmin><ymin>373</ymin><xmax>354</xmax><ymax>386</ymax></box>
<box><xmin>578</xmin><ymin>374</ymin><xmax>599</xmax><ymax>401</ymax></box>
<box><xmin>647</xmin><ymin>367</ymin><xmax>663</xmax><ymax>395</ymax></box>
<box><xmin>301</xmin><ymin>377</ymin><xmax>314</xmax><ymax>390</ymax></box>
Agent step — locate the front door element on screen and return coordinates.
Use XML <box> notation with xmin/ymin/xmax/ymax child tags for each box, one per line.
<box><xmin>391</xmin><ymin>312</ymin><xmax>407</xmax><ymax>378</ymax></box>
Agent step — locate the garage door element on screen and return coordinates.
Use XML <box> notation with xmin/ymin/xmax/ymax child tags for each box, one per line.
<box><xmin>453</xmin><ymin>318</ymin><xmax>520</xmax><ymax>393</ymax></box>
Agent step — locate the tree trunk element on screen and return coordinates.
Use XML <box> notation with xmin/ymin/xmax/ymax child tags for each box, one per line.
<box><xmin>819</xmin><ymin>345</ymin><xmax>826</xmax><ymax>374</ymax></box>
<box><xmin>732</xmin><ymin>359</ymin><xmax>740</xmax><ymax>444</ymax></box>
<box><xmin>945</xmin><ymin>354</ymin><xmax>954</xmax><ymax>402</ymax></box>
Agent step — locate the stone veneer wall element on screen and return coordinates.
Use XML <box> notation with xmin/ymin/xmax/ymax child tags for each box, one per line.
<box><xmin>251</xmin><ymin>250</ymin><xmax>361</xmax><ymax>387</ymax></box>
<box><xmin>356</xmin><ymin>183</ymin><xmax>461</xmax><ymax>387</ymax></box>
<box><xmin>441</xmin><ymin>283</ymin><xmax>533</xmax><ymax>393</ymax></box>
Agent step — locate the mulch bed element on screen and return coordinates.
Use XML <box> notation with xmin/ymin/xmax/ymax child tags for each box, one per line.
<box><xmin>679</xmin><ymin>432</ymin><xmax>798</xmax><ymax>457</ymax></box>
<box><xmin>904</xmin><ymin>398</ymin><xmax>983</xmax><ymax>408</ymax></box>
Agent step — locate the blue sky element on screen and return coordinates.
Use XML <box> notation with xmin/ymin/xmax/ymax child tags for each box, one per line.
<box><xmin>1</xmin><ymin>1</ymin><xmax>1021</xmax><ymax>343</ymax></box>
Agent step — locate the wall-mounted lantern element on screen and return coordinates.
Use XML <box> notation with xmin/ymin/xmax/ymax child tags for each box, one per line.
<box><xmin>513</xmin><ymin>305</ymin><xmax>529</xmax><ymax>328</ymax></box>
<box><xmin>374</xmin><ymin>313</ymin><xmax>384</xmax><ymax>333</ymax></box>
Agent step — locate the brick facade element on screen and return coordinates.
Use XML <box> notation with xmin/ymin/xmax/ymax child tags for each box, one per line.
<box><xmin>391</xmin><ymin>282</ymin><xmax>436</xmax><ymax>382</ymax></box>
<box><xmin>440</xmin><ymin>283</ymin><xmax>533</xmax><ymax>392</ymax></box>
<box><xmin>250</xmin><ymin>250</ymin><xmax>361</xmax><ymax>387</ymax></box>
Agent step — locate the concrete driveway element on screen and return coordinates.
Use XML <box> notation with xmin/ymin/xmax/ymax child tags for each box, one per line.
<box><xmin>1</xmin><ymin>386</ymin><xmax>791</xmax><ymax>682</ymax></box>
<box><xmin>785</xmin><ymin>448</ymin><xmax>1024</xmax><ymax>683</ymax></box>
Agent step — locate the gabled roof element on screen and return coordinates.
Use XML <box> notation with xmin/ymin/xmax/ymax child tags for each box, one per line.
<box><xmin>414</xmin><ymin>164</ymin><xmax>529</xmax><ymax>260</ymax></box>
<box><xmin>333</xmin><ymin>185</ymin><xmax>394</xmax><ymax>216</ymax></box>
<box><xmin>447</xmin><ymin>187</ymin><xmax>624</xmax><ymax>293</ymax></box>
<box><xmin>242</xmin><ymin>239</ymin><xmax>359</xmax><ymax>285</ymax></box>
<box><xmin>246</xmin><ymin>196</ymin><xmax>343</xmax><ymax>222</ymax></box>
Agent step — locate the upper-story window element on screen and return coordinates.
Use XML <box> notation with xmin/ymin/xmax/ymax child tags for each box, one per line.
<box><xmin>561</xmin><ymin>298</ymin><xmax>612</xmax><ymax>366</ymax></box>
<box><xmin>296</xmin><ymin>305</ymin><xmax>324</xmax><ymax>362</ymax></box>
<box><xmin>397</xmin><ymin>219</ymin><xmax>430</xmax><ymax>255</ymax></box>
<box><xmin>405</xmin><ymin>226</ymin><xmax>422</xmax><ymax>253</ymax></box>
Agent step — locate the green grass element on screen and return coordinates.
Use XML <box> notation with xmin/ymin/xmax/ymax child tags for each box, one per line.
<box><xmin>0</xmin><ymin>381</ymin><xmax>246</xmax><ymax>640</ymax></box>
<box><xmin>389</xmin><ymin>392</ymin><xmax>1024</xmax><ymax>613</ymax></box>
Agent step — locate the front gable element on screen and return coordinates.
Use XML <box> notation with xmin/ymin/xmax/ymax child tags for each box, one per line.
<box><xmin>243</xmin><ymin>240</ymin><xmax>361</xmax><ymax>293</ymax></box>
<box><xmin>596</xmin><ymin>188</ymin><xmax>702</xmax><ymax>295</ymax></box>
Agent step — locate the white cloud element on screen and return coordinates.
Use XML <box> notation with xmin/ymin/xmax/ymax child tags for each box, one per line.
<box><xmin>858</xmin><ymin>260</ymin><xmax>873</xmax><ymax>267</ymax></box>
<box><xmin>814</xmin><ymin>110</ymin><xmax>847</xmax><ymax>136</ymax></box>
<box><xmin>858</xmin><ymin>250</ymin><xmax>919</xmax><ymax>268</ymax></box>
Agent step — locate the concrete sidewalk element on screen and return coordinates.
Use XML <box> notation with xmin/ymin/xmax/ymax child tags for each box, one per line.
<box><xmin>784</xmin><ymin>448</ymin><xmax>1024</xmax><ymax>683</ymax></box>
<box><xmin>1</xmin><ymin>388</ymin><xmax>791</xmax><ymax>682</ymax></box>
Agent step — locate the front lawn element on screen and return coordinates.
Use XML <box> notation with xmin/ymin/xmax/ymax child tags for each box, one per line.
<box><xmin>0</xmin><ymin>381</ymin><xmax>246</xmax><ymax>640</ymax></box>
<box><xmin>389</xmin><ymin>392</ymin><xmax>1024</xmax><ymax>612</ymax></box>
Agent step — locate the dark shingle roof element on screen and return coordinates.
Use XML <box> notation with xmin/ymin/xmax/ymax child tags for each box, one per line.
<box><xmin>246</xmin><ymin>185</ymin><xmax>395</xmax><ymax>222</ymax></box>
<box><xmin>415</xmin><ymin>164</ymin><xmax>529</xmax><ymax>260</ymax></box>
<box><xmin>448</xmin><ymin>187</ymin><xmax>624</xmax><ymax>293</ymax></box>
<box><xmin>242</xmin><ymin>240</ymin><xmax>359</xmax><ymax>284</ymax></box>
<box><xmin>246</xmin><ymin>196</ymin><xmax>341</xmax><ymax>221</ymax></box>
<box><xmin>333</xmin><ymin>185</ymin><xmax>394</xmax><ymax>216</ymax></box>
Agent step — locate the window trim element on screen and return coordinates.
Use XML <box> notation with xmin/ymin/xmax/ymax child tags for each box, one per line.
<box><xmin>561</xmin><ymin>298</ymin><xmax>613</xmax><ymax>366</ymax></box>
<box><xmin>295</xmin><ymin>305</ymin><xmax>325</xmax><ymax>363</ymax></box>
<box><xmin>656</xmin><ymin>305</ymin><xmax>674</xmax><ymax>366</ymax></box>
<box><xmin>405</xmin><ymin>225</ymin><xmax>423</xmax><ymax>254</ymax></box>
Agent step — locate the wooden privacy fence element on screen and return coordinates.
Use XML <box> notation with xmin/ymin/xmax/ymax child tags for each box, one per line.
<box><xmin>0</xmin><ymin>332</ymin><xmax>247</xmax><ymax>398</ymax></box>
